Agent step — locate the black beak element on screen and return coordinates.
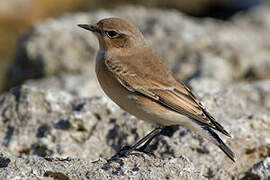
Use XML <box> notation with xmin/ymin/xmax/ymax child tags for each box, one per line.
<box><xmin>77</xmin><ymin>24</ymin><xmax>97</xmax><ymax>32</ymax></box>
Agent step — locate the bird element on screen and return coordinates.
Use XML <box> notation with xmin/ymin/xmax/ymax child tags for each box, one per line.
<box><xmin>78</xmin><ymin>17</ymin><xmax>235</xmax><ymax>162</ymax></box>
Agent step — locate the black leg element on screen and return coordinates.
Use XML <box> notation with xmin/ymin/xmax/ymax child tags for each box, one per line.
<box><xmin>117</xmin><ymin>126</ymin><xmax>164</xmax><ymax>157</ymax></box>
<box><xmin>136</xmin><ymin>129</ymin><xmax>162</xmax><ymax>152</ymax></box>
<box><xmin>136</xmin><ymin>125</ymin><xmax>176</xmax><ymax>152</ymax></box>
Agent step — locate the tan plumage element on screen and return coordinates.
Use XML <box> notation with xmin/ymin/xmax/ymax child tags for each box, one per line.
<box><xmin>105</xmin><ymin>48</ymin><xmax>231</xmax><ymax>137</ymax></box>
<box><xmin>78</xmin><ymin>18</ymin><xmax>235</xmax><ymax>162</ymax></box>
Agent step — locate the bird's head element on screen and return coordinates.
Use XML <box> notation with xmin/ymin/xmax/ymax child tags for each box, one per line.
<box><xmin>78</xmin><ymin>18</ymin><xmax>146</xmax><ymax>51</ymax></box>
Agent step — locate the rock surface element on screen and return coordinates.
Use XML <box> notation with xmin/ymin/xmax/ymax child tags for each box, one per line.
<box><xmin>5</xmin><ymin>5</ymin><xmax>270</xmax><ymax>90</ymax></box>
<box><xmin>25</xmin><ymin>74</ymin><xmax>103</xmax><ymax>98</ymax></box>
<box><xmin>0</xmin><ymin>150</ymin><xmax>202</xmax><ymax>179</ymax></box>
<box><xmin>243</xmin><ymin>157</ymin><xmax>270</xmax><ymax>179</ymax></box>
<box><xmin>0</xmin><ymin>78</ymin><xmax>270</xmax><ymax>179</ymax></box>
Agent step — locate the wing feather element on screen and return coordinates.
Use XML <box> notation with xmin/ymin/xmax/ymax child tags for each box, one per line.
<box><xmin>104</xmin><ymin>49</ymin><xmax>231</xmax><ymax>137</ymax></box>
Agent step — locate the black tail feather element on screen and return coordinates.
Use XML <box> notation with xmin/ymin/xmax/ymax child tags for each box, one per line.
<box><xmin>203</xmin><ymin>126</ymin><xmax>235</xmax><ymax>162</ymax></box>
<box><xmin>202</xmin><ymin>109</ymin><xmax>231</xmax><ymax>137</ymax></box>
<box><xmin>211</xmin><ymin>120</ymin><xmax>231</xmax><ymax>138</ymax></box>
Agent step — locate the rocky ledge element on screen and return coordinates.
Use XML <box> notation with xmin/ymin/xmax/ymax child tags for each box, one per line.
<box><xmin>0</xmin><ymin>78</ymin><xmax>269</xmax><ymax>179</ymax></box>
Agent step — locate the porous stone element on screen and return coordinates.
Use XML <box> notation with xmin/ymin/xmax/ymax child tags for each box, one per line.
<box><xmin>0</xmin><ymin>150</ymin><xmax>203</xmax><ymax>179</ymax></box>
<box><xmin>242</xmin><ymin>157</ymin><xmax>270</xmax><ymax>180</ymax></box>
<box><xmin>0</xmin><ymin>79</ymin><xmax>269</xmax><ymax>179</ymax></box>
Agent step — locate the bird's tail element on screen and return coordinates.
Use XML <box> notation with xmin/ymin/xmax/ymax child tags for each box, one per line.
<box><xmin>201</xmin><ymin>126</ymin><xmax>235</xmax><ymax>162</ymax></box>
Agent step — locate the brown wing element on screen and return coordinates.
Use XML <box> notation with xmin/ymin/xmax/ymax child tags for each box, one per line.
<box><xmin>105</xmin><ymin>48</ymin><xmax>231</xmax><ymax>137</ymax></box>
<box><xmin>150</xmin><ymin>87</ymin><xmax>231</xmax><ymax>137</ymax></box>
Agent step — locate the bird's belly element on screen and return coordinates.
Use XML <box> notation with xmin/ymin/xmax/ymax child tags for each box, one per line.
<box><xmin>95</xmin><ymin>58</ymin><xmax>191</xmax><ymax>126</ymax></box>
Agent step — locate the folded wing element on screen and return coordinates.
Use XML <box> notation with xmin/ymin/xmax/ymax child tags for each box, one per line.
<box><xmin>105</xmin><ymin>49</ymin><xmax>231</xmax><ymax>137</ymax></box>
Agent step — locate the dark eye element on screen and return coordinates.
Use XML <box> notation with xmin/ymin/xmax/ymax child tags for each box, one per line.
<box><xmin>106</xmin><ymin>30</ymin><xmax>119</xmax><ymax>38</ymax></box>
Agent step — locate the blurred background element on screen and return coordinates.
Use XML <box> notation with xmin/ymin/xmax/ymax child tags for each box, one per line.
<box><xmin>0</xmin><ymin>0</ymin><xmax>263</xmax><ymax>93</ymax></box>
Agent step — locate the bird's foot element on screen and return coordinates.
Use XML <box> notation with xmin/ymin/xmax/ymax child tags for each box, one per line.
<box><xmin>115</xmin><ymin>145</ymin><xmax>154</xmax><ymax>158</ymax></box>
<box><xmin>117</xmin><ymin>145</ymin><xmax>133</xmax><ymax>157</ymax></box>
<box><xmin>135</xmin><ymin>146</ymin><xmax>155</xmax><ymax>156</ymax></box>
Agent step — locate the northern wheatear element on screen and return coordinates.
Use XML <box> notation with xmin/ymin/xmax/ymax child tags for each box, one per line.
<box><xmin>78</xmin><ymin>18</ymin><xmax>235</xmax><ymax>162</ymax></box>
